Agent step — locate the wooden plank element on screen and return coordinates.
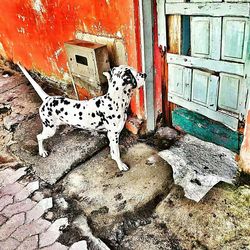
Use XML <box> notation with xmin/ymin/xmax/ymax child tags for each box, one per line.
<box><xmin>240</xmin><ymin>18</ymin><xmax>250</xmax><ymax>122</ymax></box>
<box><xmin>238</xmin><ymin>78</ymin><xmax>248</xmax><ymax>121</ymax></box>
<box><xmin>172</xmin><ymin>108</ymin><xmax>243</xmax><ymax>153</ymax></box>
<box><xmin>165</xmin><ymin>3</ymin><xmax>250</xmax><ymax>17</ymax></box>
<box><xmin>208</xmin><ymin>75</ymin><xmax>219</xmax><ymax>111</ymax></box>
<box><xmin>184</xmin><ymin>67</ymin><xmax>192</xmax><ymax>101</ymax></box>
<box><xmin>167</xmin><ymin>53</ymin><xmax>244</xmax><ymax>76</ymax></box>
<box><xmin>168</xmin><ymin>93</ymin><xmax>239</xmax><ymax>130</ymax></box>
<box><xmin>191</xmin><ymin>0</ymin><xmax>222</xmax><ymax>2</ymax></box>
<box><xmin>165</xmin><ymin>0</ymin><xmax>185</xmax><ymax>2</ymax></box>
<box><xmin>167</xmin><ymin>15</ymin><xmax>181</xmax><ymax>53</ymax></box>
<box><xmin>225</xmin><ymin>0</ymin><xmax>250</xmax><ymax>2</ymax></box>
<box><xmin>156</xmin><ymin>0</ymin><xmax>167</xmax><ymax>49</ymax></box>
<box><xmin>164</xmin><ymin>15</ymin><xmax>181</xmax><ymax>125</ymax></box>
<box><xmin>210</xmin><ymin>17</ymin><xmax>222</xmax><ymax>60</ymax></box>
<box><xmin>142</xmin><ymin>0</ymin><xmax>155</xmax><ymax>131</ymax></box>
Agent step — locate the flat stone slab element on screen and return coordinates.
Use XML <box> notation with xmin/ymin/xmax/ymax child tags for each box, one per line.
<box><xmin>10</xmin><ymin>114</ymin><xmax>108</xmax><ymax>184</ymax></box>
<box><xmin>63</xmin><ymin>143</ymin><xmax>173</xmax><ymax>221</ymax></box>
<box><xmin>159</xmin><ymin>134</ymin><xmax>238</xmax><ymax>202</ymax></box>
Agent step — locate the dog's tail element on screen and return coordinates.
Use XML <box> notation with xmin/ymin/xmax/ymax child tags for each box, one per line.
<box><xmin>17</xmin><ymin>63</ymin><xmax>49</xmax><ymax>101</ymax></box>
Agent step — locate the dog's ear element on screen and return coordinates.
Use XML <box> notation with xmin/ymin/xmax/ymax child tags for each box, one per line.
<box><xmin>103</xmin><ymin>70</ymin><xmax>112</xmax><ymax>81</ymax></box>
<box><xmin>103</xmin><ymin>71</ymin><xmax>111</xmax><ymax>81</ymax></box>
<box><xmin>123</xmin><ymin>69</ymin><xmax>137</xmax><ymax>88</ymax></box>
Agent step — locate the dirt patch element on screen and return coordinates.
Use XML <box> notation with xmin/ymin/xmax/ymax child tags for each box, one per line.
<box><xmin>156</xmin><ymin>183</ymin><xmax>250</xmax><ymax>249</ymax></box>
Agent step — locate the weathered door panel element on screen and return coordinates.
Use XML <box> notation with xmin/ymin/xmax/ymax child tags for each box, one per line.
<box><xmin>191</xmin><ymin>70</ymin><xmax>210</xmax><ymax>106</ymax></box>
<box><xmin>191</xmin><ymin>17</ymin><xmax>221</xmax><ymax>60</ymax></box>
<box><xmin>191</xmin><ymin>70</ymin><xmax>219</xmax><ymax>110</ymax></box>
<box><xmin>168</xmin><ymin>64</ymin><xmax>192</xmax><ymax>100</ymax></box>
<box><xmin>222</xmin><ymin>17</ymin><xmax>249</xmax><ymax>63</ymax></box>
<box><xmin>218</xmin><ymin>73</ymin><xmax>244</xmax><ymax>114</ymax></box>
<box><xmin>191</xmin><ymin>17</ymin><xmax>210</xmax><ymax>58</ymax></box>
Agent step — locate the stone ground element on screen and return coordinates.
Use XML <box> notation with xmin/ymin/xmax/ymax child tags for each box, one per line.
<box><xmin>0</xmin><ymin>61</ymin><xmax>250</xmax><ymax>250</ymax></box>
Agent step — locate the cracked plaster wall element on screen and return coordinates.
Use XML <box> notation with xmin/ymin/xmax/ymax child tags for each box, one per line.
<box><xmin>0</xmin><ymin>0</ymin><xmax>143</xmax><ymax>116</ymax></box>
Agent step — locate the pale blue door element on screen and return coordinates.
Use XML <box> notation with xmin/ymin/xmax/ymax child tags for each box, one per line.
<box><xmin>157</xmin><ymin>0</ymin><xmax>250</xmax><ymax>131</ymax></box>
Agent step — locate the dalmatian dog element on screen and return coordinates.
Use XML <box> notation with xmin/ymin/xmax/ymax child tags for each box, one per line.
<box><xmin>18</xmin><ymin>63</ymin><xmax>146</xmax><ymax>171</ymax></box>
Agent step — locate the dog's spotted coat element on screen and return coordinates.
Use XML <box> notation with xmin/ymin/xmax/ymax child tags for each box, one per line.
<box><xmin>18</xmin><ymin>64</ymin><xmax>146</xmax><ymax>171</ymax></box>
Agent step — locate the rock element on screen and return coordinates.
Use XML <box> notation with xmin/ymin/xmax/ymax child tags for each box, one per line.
<box><xmin>155</xmin><ymin>127</ymin><xmax>178</xmax><ymax>141</ymax></box>
<box><xmin>146</xmin><ymin>155</ymin><xmax>159</xmax><ymax>166</ymax></box>
<box><xmin>3</xmin><ymin>113</ymin><xmax>25</xmax><ymax>131</ymax></box>
<box><xmin>55</xmin><ymin>197</ymin><xmax>68</xmax><ymax>210</ymax></box>
<box><xmin>73</xmin><ymin>215</ymin><xmax>110</xmax><ymax>250</ymax></box>
<box><xmin>156</xmin><ymin>184</ymin><xmax>250</xmax><ymax>250</ymax></box>
<box><xmin>148</xmin><ymin>127</ymin><xmax>179</xmax><ymax>150</ymax></box>
<box><xmin>63</xmin><ymin>143</ymin><xmax>173</xmax><ymax>232</ymax></box>
<box><xmin>159</xmin><ymin>134</ymin><xmax>238</xmax><ymax>202</ymax></box>
<box><xmin>125</xmin><ymin>117</ymin><xmax>143</xmax><ymax>135</ymax></box>
<box><xmin>32</xmin><ymin>191</ymin><xmax>44</xmax><ymax>202</ymax></box>
<box><xmin>0</xmin><ymin>103</ymin><xmax>11</xmax><ymax>114</ymax></box>
<box><xmin>44</xmin><ymin>211</ymin><xmax>54</xmax><ymax>221</ymax></box>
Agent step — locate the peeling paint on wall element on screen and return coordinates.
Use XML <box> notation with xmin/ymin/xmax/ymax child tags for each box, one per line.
<box><xmin>54</xmin><ymin>48</ymin><xmax>63</xmax><ymax>59</ymax></box>
<box><xmin>0</xmin><ymin>0</ymin><xmax>138</xmax><ymax>76</ymax></box>
<box><xmin>0</xmin><ymin>42</ymin><xmax>7</xmax><ymax>58</ymax></box>
<box><xmin>17</xmin><ymin>14</ymin><xmax>26</xmax><ymax>21</ymax></box>
<box><xmin>32</xmin><ymin>0</ymin><xmax>46</xmax><ymax>14</ymax></box>
<box><xmin>0</xmin><ymin>0</ymin><xmax>143</xmax><ymax>118</ymax></box>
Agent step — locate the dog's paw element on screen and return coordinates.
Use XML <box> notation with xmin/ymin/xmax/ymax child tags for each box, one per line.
<box><xmin>119</xmin><ymin>163</ymin><xmax>129</xmax><ymax>172</ymax></box>
<box><xmin>39</xmin><ymin>150</ymin><xmax>49</xmax><ymax>157</ymax></box>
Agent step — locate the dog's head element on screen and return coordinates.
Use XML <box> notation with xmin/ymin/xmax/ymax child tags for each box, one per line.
<box><xmin>103</xmin><ymin>65</ymin><xmax>147</xmax><ymax>90</ymax></box>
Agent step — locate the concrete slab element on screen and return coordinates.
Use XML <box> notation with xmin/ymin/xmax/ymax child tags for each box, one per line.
<box><xmin>10</xmin><ymin>114</ymin><xmax>108</xmax><ymax>184</ymax></box>
<box><xmin>62</xmin><ymin>143</ymin><xmax>173</xmax><ymax>229</ymax></box>
<box><xmin>159</xmin><ymin>134</ymin><xmax>238</xmax><ymax>202</ymax></box>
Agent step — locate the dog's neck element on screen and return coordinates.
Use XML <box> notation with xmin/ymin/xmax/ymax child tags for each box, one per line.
<box><xmin>106</xmin><ymin>79</ymin><xmax>133</xmax><ymax>112</ymax></box>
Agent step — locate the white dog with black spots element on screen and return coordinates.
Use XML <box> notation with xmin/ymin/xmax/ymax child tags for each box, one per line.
<box><xmin>18</xmin><ymin>63</ymin><xmax>147</xmax><ymax>171</ymax></box>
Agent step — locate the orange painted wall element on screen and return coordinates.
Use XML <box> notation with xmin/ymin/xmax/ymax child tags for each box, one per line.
<box><xmin>0</xmin><ymin>0</ymin><xmax>143</xmax><ymax>116</ymax></box>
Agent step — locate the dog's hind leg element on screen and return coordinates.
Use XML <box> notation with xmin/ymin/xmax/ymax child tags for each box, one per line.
<box><xmin>37</xmin><ymin>125</ymin><xmax>56</xmax><ymax>157</ymax></box>
<box><xmin>107</xmin><ymin>131</ymin><xmax>129</xmax><ymax>171</ymax></box>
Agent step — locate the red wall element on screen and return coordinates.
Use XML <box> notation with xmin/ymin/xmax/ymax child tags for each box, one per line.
<box><xmin>0</xmin><ymin>0</ymin><xmax>143</xmax><ymax>116</ymax></box>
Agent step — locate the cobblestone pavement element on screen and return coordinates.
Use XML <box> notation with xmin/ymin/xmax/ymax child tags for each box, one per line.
<box><xmin>0</xmin><ymin>166</ymin><xmax>87</xmax><ymax>250</ymax></box>
<box><xmin>0</xmin><ymin>62</ymin><xmax>111</xmax><ymax>250</ymax></box>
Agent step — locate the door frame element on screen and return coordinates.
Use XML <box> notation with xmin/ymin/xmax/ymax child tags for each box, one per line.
<box><xmin>139</xmin><ymin>0</ymin><xmax>156</xmax><ymax>131</ymax></box>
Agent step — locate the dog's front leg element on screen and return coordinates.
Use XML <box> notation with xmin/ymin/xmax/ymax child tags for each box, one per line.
<box><xmin>107</xmin><ymin>132</ymin><xmax>129</xmax><ymax>171</ymax></box>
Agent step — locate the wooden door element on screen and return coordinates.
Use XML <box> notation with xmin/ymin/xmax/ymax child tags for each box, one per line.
<box><xmin>157</xmin><ymin>0</ymin><xmax>250</xmax><ymax>131</ymax></box>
